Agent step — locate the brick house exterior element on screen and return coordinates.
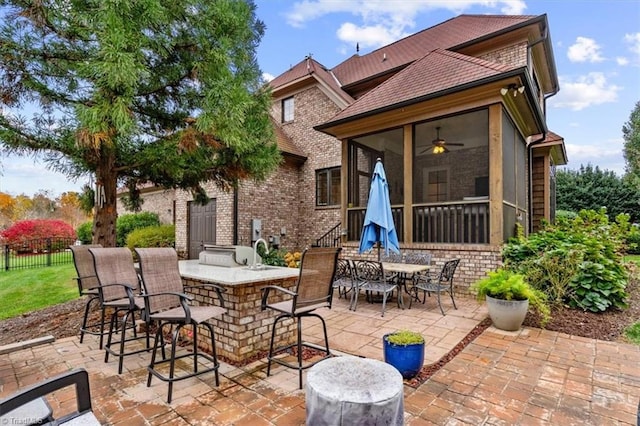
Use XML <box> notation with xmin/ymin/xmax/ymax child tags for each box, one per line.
<box><xmin>118</xmin><ymin>13</ymin><xmax>567</xmax><ymax>292</ymax></box>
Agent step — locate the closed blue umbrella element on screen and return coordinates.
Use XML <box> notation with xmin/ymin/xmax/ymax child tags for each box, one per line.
<box><xmin>358</xmin><ymin>159</ymin><xmax>400</xmax><ymax>259</ymax></box>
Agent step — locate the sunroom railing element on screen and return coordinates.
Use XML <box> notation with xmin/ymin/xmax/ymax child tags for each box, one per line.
<box><xmin>346</xmin><ymin>200</ymin><xmax>489</xmax><ymax>244</ymax></box>
<box><xmin>413</xmin><ymin>200</ymin><xmax>489</xmax><ymax>244</ymax></box>
<box><xmin>347</xmin><ymin>206</ymin><xmax>404</xmax><ymax>242</ymax></box>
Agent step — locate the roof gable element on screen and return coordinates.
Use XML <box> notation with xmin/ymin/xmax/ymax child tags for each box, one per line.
<box><xmin>322</xmin><ymin>49</ymin><xmax>515</xmax><ymax>126</ymax></box>
<box><xmin>269</xmin><ymin>56</ymin><xmax>353</xmax><ymax>105</ymax></box>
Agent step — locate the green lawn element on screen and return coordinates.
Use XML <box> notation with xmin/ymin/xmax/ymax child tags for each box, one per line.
<box><xmin>626</xmin><ymin>254</ymin><xmax>640</xmax><ymax>265</ymax></box>
<box><xmin>0</xmin><ymin>264</ymin><xmax>79</xmax><ymax>320</ymax></box>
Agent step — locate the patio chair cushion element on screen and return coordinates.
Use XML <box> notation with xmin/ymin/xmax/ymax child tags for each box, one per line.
<box><xmin>264</xmin><ymin>299</ymin><xmax>329</xmax><ymax>315</ymax></box>
<box><xmin>149</xmin><ymin>305</ymin><xmax>226</xmax><ymax>323</ymax></box>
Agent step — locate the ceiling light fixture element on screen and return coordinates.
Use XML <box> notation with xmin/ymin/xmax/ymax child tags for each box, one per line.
<box><xmin>432</xmin><ymin>145</ymin><xmax>445</xmax><ymax>154</ymax></box>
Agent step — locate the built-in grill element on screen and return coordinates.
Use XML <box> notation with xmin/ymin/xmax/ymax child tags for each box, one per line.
<box><xmin>198</xmin><ymin>245</ymin><xmax>258</xmax><ymax>267</ymax></box>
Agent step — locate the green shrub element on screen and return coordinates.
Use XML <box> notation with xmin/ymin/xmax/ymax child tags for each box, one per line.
<box><xmin>126</xmin><ymin>224</ymin><xmax>175</xmax><ymax>252</ymax></box>
<box><xmin>625</xmin><ymin>225</ymin><xmax>640</xmax><ymax>254</ymax></box>
<box><xmin>76</xmin><ymin>221</ymin><xmax>93</xmax><ymax>244</ymax></box>
<box><xmin>472</xmin><ymin>268</ymin><xmax>550</xmax><ymax>325</ymax></box>
<box><xmin>624</xmin><ymin>322</ymin><xmax>640</xmax><ymax>345</ymax></box>
<box><xmin>259</xmin><ymin>247</ymin><xmax>288</xmax><ymax>267</ymax></box>
<box><xmin>503</xmin><ymin>208</ymin><xmax>628</xmax><ymax>312</ymax></box>
<box><xmin>116</xmin><ymin>212</ymin><xmax>160</xmax><ymax>247</ymax></box>
<box><xmin>384</xmin><ymin>330</ymin><xmax>424</xmax><ymax>345</ymax></box>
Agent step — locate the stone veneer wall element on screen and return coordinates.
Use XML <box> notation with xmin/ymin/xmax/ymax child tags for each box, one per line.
<box><xmin>340</xmin><ymin>242</ymin><xmax>502</xmax><ymax>295</ymax></box>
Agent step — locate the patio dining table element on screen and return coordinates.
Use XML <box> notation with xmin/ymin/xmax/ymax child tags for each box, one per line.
<box><xmin>382</xmin><ymin>262</ymin><xmax>430</xmax><ymax>300</ymax></box>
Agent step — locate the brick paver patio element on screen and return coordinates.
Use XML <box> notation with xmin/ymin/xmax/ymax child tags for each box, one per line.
<box><xmin>1</xmin><ymin>294</ymin><xmax>639</xmax><ymax>424</ymax></box>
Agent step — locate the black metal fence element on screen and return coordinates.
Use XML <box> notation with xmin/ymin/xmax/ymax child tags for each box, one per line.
<box><xmin>1</xmin><ymin>237</ymin><xmax>76</xmax><ymax>271</ymax></box>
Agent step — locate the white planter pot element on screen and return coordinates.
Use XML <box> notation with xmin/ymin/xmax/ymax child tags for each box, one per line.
<box><xmin>486</xmin><ymin>295</ymin><xmax>529</xmax><ymax>331</ymax></box>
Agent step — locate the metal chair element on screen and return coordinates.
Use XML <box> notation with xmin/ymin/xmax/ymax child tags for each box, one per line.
<box><xmin>409</xmin><ymin>259</ymin><xmax>460</xmax><ymax>315</ymax></box>
<box><xmin>69</xmin><ymin>244</ymin><xmax>109</xmax><ymax>348</ymax></box>
<box><xmin>352</xmin><ymin>259</ymin><xmax>401</xmax><ymax>317</ymax></box>
<box><xmin>89</xmin><ymin>247</ymin><xmax>148</xmax><ymax>374</ymax></box>
<box><xmin>135</xmin><ymin>247</ymin><xmax>227</xmax><ymax>403</ymax></box>
<box><xmin>332</xmin><ymin>258</ymin><xmax>357</xmax><ymax>308</ymax></box>
<box><xmin>0</xmin><ymin>368</ymin><xmax>99</xmax><ymax>425</ymax></box>
<box><xmin>403</xmin><ymin>252</ymin><xmax>433</xmax><ymax>301</ymax></box>
<box><xmin>261</xmin><ymin>247</ymin><xmax>341</xmax><ymax>389</ymax></box>
<box><xmin>380</xmin><ymin>252</ymin><xmax>403</xmax><ymax>263</ymax></box>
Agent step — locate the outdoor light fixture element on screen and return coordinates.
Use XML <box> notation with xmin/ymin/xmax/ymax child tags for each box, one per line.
<box><xmin>500</xmin><ymin>84</ymin><xmax>525</xmax><ymax>97</ymax></box>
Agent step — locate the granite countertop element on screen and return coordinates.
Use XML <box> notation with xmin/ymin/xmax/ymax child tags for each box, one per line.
<box><xmin>178</xmin><ymin>260</ymin><xmax>300</xmax><ymax>286</ymax></box>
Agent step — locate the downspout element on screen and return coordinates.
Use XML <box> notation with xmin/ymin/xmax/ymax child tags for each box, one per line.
<box><xmin>233</xmin><ymin>188</ymin><xmax>239</xmax><ymax>245</ymax></box>
<box><xmin>526</xmin><ymin>21</ymin><xmax>560</xmax><ymax>232</ymax></box>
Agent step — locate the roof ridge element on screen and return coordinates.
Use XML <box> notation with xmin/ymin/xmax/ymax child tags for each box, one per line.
<box><xmin>352</xmin><ymin>15</ymin><xmax>459</xmax><ymax>59</ymax></box>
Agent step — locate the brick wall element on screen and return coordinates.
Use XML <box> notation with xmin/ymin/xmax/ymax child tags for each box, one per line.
<box><xmin>183</xmin><ymin>275</ymin><xmax>298</xmax><ymax>364</ymax></box>
<box><xmin>480</xmin><ymin>42</ymin><xmax>528</xmax><ymax>68</ymax></box>
<box><xmin>236</xmin><ymin>158</ymin><xmax>302</xmax><ymax>249</ymax></box>
<box><xmin>340</xmin><ymin>242</ymin><xmax>502</xmax><ymax>295</ymax></box>
<box><xmin>531</xmin><ymin>156</ymin><xmax>545</xmax><ymax>232</ymax></box>
<box><xmin>117</xmin><ymin>188</ymin><xmax>175</xmax><ymax>225</ymax></box>
<box><xmin>173</xmin><ymin>184</ymin><xmax>235</xmax><ymax>257</ymax></box>
<box><xmin>271</xmin><ymin>86</ymin><xmax>344</xmax><ymax>249</ymax></box>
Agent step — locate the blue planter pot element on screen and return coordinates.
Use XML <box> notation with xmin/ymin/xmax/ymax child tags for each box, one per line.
<box><xmin>383</xmin><ymin>334</ymin><xmax>425</xmax><ymax>379</ymax></box>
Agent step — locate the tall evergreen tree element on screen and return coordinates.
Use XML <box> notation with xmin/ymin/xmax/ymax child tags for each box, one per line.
<box><xmin>556</xmin><ymin>164</ymin><xmax>640</xmax><ymax>222</ymax></box>
<box><xmin>623</xmin><ymin>101</ymin><xmax>640</xmax><ymax>184</ymax></box>
<box><xmin>0</xmin><ymin>0</ymin><xmax>279</xmax><ymax>246</ymax></box>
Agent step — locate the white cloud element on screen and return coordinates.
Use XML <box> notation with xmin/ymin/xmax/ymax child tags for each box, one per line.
<box><xmin>551</xmin><ymin>72</ymin><xmax>620</xmax><ymax>111</ymax></box>
<box><xmin>285</xmin><ymin>0</ymin><xmax>526</xmax><ymax>49</ymax></box>
<box><xmin>616</xmin><ymin>57</ymin><xmax>629</xmax><ymax>66</ymax></box>
<box><xmin>336</xmin><ymin>22</ymin><xmax>408</xmax><ymax>50</ymax></box>
<box><xmin>262</xmin><ymin>72</ymin><xmax>275</xmax><ymax>82</ymax></box>
<box><xmin>567</xmin><ymin>37</ymin><xmax>604</xmax><ymax>63</ymax></box>
<box><xmin>564</xmin><ymin>139</ymin><xmax>625</xmax><ymax>174</ymax></box>
<box><xmin>1</xmin><ymin>155</ymin><xmax>84</xmax><ymax>197</ymax></box>
<box><xmin>624</xmin><ymin>32</ymin><xmax>640</xmax><ymax>63</ymax></box>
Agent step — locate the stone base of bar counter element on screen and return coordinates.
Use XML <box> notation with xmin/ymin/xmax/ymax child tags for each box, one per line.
<box><xmin>179</xmin><ymin>260</ymin><xmax>301</xmax><ymax>364</ymax></box>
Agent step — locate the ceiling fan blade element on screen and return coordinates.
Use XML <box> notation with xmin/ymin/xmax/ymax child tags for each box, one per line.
<box><xmin>446</xmin><ymin>142</ymin><xmax>464</xmax><ymax>146</ymax></box>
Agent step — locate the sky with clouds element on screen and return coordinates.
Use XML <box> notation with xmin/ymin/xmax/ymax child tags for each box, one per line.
<box><xmin>1</xmin><ymin>0</ymin><xmax>639</xmax><ymax>197</ymax></box>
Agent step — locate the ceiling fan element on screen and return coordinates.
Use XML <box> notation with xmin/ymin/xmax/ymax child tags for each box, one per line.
<box><xmin>421</xmin><ymin>127</ymin><xmax>464</xmax><ymax>154</ymax></box>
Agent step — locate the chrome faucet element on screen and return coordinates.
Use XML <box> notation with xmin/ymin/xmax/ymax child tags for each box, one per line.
<box><xmin>253</xmin><ymin>238</ymin><xmax>269</xmax><ymax>268</ymax></box>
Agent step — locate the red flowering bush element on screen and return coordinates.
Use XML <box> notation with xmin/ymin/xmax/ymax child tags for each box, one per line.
<box><xmin>1</xmin><ymin>219</ymin><xmax>76</xmax><ymax>253</ymax></box>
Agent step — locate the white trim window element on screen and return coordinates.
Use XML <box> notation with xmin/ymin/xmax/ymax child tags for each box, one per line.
<box><xmin>282</xmin><ymin>96</ymin><xmax>294</xmax><ymax>122</ymax></box>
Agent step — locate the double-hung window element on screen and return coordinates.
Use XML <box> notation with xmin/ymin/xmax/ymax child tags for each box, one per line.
<box><xmin>282</xmin><ymin>97</ymin><xmax>294</xmax><ymax>122</ymax></box>
<box><xmin>316</xmin><ymin>167</ymin><xmax>340</xmax><ymax>206</ymax></box>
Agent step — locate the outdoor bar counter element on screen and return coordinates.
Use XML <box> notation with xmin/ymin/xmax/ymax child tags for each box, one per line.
<box><xmin>178</xmin><ymin>260</ymin><xmax>300</xmax><ymax>364</ymax></box>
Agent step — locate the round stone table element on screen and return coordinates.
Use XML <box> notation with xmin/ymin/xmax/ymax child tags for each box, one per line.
<box><xmin>306</xmin><ymin>356</ymin><xmax>404</xmax><ymax>426</ymax></box>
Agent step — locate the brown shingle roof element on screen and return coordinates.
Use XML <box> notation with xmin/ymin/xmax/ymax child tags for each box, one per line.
<box><xmin>269</xmin><ymin>57</ymin><xmax>317</xmax><ymax>89</ymax></box>
<box><xmin>320</xmin><ymin>49</ymin><xmax>515</xmax><ymax>126</ymax></box>
<box><xmin>272</xmin><ymin>119</ymin><xmax>306</xmax><ymax>160</ymax></box>
<box><xmin>530</xmin><ymin>131</ymin><xmax>568</xmax><ymax>165</ymax></box>
<box><xmin>332</xmin><ymin>14</ymin><xmax>536</xmax><ymax>88</ymax></box>
<box><xmin>269</xmin><ymin>56</ymin><xmax>353</xmax><ymax>105</ymax></box>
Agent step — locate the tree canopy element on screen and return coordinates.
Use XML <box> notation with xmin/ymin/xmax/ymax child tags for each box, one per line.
<box><xmin>556</xmin><ymin>164</ymin><xmax>640</xmax><ymax>223</ymax></box>
<box><xmin>623</xmin><ymin>100</ymin><xmax>640</xmax><ymax>183</ymax></box>
<box><xmin>0</xmin><ymin>0</ymin><xmax>280</xmax><ymax>246</ymax></box>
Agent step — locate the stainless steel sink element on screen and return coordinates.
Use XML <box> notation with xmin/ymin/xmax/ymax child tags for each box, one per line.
<box><xmin>244</xmin><ymin>265</ymin><xmax>279</xmax><ymax>271</ymax></box>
